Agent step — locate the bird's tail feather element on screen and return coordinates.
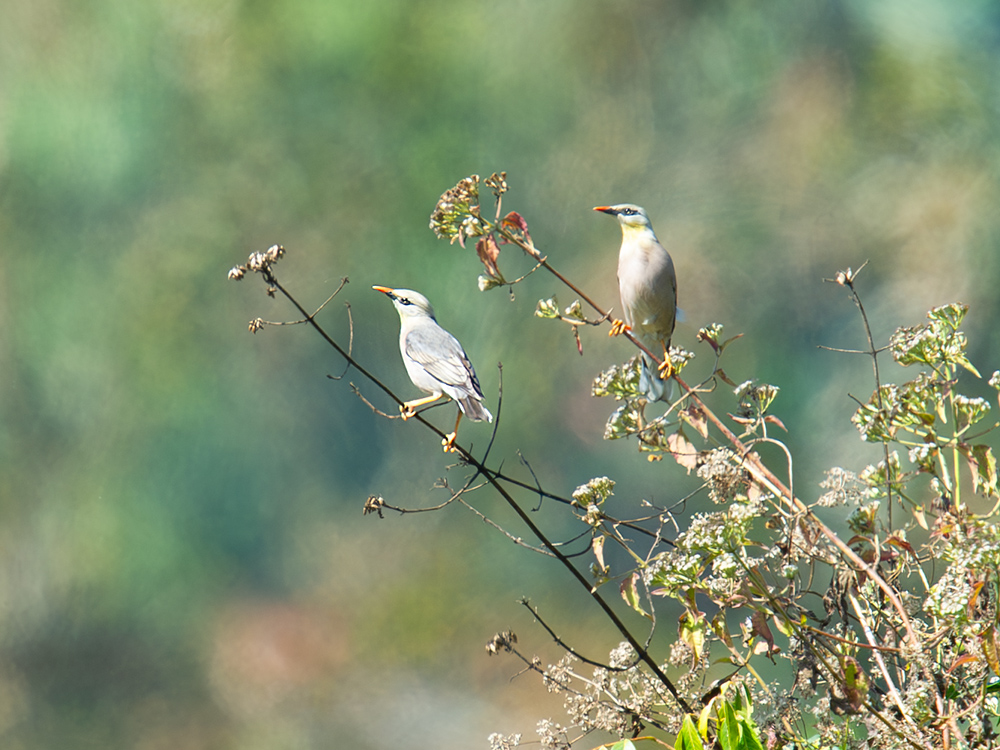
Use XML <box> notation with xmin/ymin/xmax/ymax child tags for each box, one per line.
<box><xmin>639</xmin><ymin>353</ymin><xmax>674</xmax><ymax>403</ymax></box>
<box><xmin>460</xmin><ymin>397</ymin><xmax>493</xmax><ymax>423</ymax></box>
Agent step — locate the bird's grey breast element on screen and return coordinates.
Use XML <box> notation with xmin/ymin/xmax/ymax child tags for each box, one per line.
<box><xmin>618</xmin><ymin>238</ymin><xmax>676</xmax><ymax>337</ymax></box>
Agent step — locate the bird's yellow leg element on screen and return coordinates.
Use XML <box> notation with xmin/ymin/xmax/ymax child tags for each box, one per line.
<box><xmin>400</xmin><ymin>393</ymin><xmax>444</xmax><ymax>420</ymax></box>
<box><xmin>657</xmin><ymin>343</ymin><xmax>673</xmax><ymax>379</ymax></box>
<box><xmin>442</xmin><ymin>411</ymin><xmax>463</xmax><ymax>453</ymax></box>
<box><xmin>609</xmin><ymin>319</ymin><xmax>631</xmax><ymax>337</ymax></box>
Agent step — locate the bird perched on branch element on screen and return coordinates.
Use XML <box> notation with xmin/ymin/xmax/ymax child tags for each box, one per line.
<box><xmin>373</xmin><ymin>286</ymin><xmax>492</xmax><ymax>452</ymax></box>
<box><xmin>594</xmin><ymin>204</ymin><xmax>677</xmax><ymax>402</ymax></box>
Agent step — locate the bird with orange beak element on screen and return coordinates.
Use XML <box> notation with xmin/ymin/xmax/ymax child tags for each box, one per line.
<box><xmin>373</xmin><ymin>286</ymin><xmax>492</xmax><ymax>451</ymax></box>
<box><xmin>594</xmin><ymin>204</ymin><xmax>677</xmax><ymax>402</ymax></box>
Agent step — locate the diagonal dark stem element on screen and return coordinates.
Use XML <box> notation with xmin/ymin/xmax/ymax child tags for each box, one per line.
<box><xmin>260</xmin><ymin>266</ymin><xmax>693</xmax><ymax>714</ymax></box>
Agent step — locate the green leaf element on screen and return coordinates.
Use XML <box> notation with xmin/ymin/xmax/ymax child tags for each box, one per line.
<box><xmin>620</xmin><ymin>572</ymin><xmax>650</xmax><ymax>619</ymax></box>
<box><xmin>958</xmin><ymin>443</ymin><xmax>999</xmax><ymax>497</ymax></box>
<box><xmin>717</xmin><ymin>700</ymin><xmax>739</xmax><ymax>750</ymax></box>
<box><xmin>675</xmin><ymin>715</ymin><xmax>705</xmax><ymax>750</ymax></box>
<box><xmin>718</xmin><ymin>694</ymin><xmax>765</xmax><ymax>750</ymax></box>
<box><xmin>679</xmin><ymin>609</ymin><xmax>707</xmax><ymax>660</ymax></box>
<box><xmin>981</xmin><ymin>625</ymin><xmax>1000</xmax><ymax>676</ymax></box>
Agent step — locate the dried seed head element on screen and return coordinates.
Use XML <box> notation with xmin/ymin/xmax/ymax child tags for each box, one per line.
<box><xmin>485</xmin><ymin>630</ymin><xmax>518</xmax><ymax>655</ymax></box>
<box><xmin>362</xmin><ymin>495</ymin><xmax>385</xmax><ymax>518</ymax></box>
<box><xmin>246</xmin><ymin>252</ymin><xmax>268</xmax><ymax>272</ymax></box>
<box><xmin>485</xmin><ymin>171</ymin><xmax>508</xmax><ymax>197</ymax></box>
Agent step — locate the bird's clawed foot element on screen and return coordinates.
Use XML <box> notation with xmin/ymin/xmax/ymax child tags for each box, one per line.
<box><xmin>441</xmin><ymin>432</ymin><xmax>458</xmax><ymax>452</ymax></box>
<box><xmin>657</xmin><ymin>358</ymin><xmax>674</xmax><ymax>380</ymax></box>
<box><xmin>609</xmin><ymin>319</ymin><xmax>631</xmax><ymax>337</ymax></box>
<box><xmin>399</xmin><ymin>404</ymin><xmax>417</xmax><ymax>421</ymax></box>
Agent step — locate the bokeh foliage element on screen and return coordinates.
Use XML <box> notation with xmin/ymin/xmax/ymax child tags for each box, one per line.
<box><xmin>2</xmin><ymin>1</ymin><xmax>1000</xmax><ymax>748</ymax></box>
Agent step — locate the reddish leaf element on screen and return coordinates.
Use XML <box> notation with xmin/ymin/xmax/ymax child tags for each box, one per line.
<box><xmin>948</xmin><ymin>654</ymin><xmax>980</xmax><ymax>674</ymax></box>
<box><xmin>499</xmin><ymin>211</ymin><xmax>532</xmax><ymax>244</ymax></box>
<box><xmin>885</xmin><ymin>534</ymin><xmax>915</xmax><ymax>556</ymax></box>
<box><xmin>763</xmin><ymin>415</ymin><xmax>788</xmax><ymax>432</ymax></box>
<box><xmin>968</xmin><ymin>580</ymin><xmax>985</xmax><ymax>616</ymax></box>
<box><xmin>475</xmin><ymin>235</ymin><xmax>501</xmax><ymax>277</ymax></box>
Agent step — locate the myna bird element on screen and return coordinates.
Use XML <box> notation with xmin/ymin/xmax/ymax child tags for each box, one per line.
<box><xmin>373</xmin><ymin>286</ymin><xmax>492</xmax><ymax>451</ymax></box>
<box><xmin>594</xmin><ymin>204</ymin><xmax>677</xmax><ymax>402</ymax></box>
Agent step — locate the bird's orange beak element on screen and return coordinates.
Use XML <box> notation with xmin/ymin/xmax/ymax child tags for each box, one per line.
<box><xmin>372</xmin><ymin>285</ymin><xmax>394</xmax><ymax>295</ymax></box>
<box><xmin>593</xmin><ymin>206</ymin><xmax>615</xmax><ymax>215</ymax></box>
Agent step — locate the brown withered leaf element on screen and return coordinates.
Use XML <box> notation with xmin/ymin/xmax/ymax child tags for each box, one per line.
<box><xmin>592</xmin><ymin>535</ymin><xmax>607</xmax><ymax>574</ymax></box>
<box><xmin>679</xmin><ymin>405</ymin><xmax>709</xmax><ymax>439</ymax></box>
<box><xmin>750</xmin><ymin>610</ymin><xmax>777</xmax><ymax>660</ymax></box>
<box><xmin>665</xmin><ymin>429</ymin><xmax>700</xmax><ymax>473</ymax></box>
<box><xmin>841</xmin><ymin>656</ymin><xmax>869</xmax><ymax>712</ymax></box>
<box><xmin>476</xmin><ymin>235</ymin><xmax>501</xmax><ymax>278</ymax></box>
<box><xmin>715</xmin><ymin>368</ymin><xmax>739</xmax><ymax>387</ymax></box>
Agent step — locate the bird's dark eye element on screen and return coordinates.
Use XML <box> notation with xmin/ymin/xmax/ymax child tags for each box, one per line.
<box><xmin>622</xmin><ymin>208</ymin><xmax>636</xmax><ymax>215</ymax></box>
<box><xmin>399</xmin><ymin>297</ymin><xmax>412</xmax><ymax>305</ymax></box>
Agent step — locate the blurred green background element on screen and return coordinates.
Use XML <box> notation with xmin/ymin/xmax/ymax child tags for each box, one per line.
<box><xmin>2</xmin><ymin>0</ymin><xmax>1000</xmax><ymax>747</ymax></box>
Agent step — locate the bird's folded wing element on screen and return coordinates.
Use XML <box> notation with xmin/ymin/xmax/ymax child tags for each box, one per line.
<box><xmin>404</xmin><ymin>327</ymin><xmax>478</xmax><ymax>391</ymax></box>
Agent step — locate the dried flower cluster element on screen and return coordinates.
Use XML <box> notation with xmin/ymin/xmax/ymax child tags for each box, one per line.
<box><xmin>229</xmin><ymin>243</ymin><xmax>285</xmax><ymax>280</ymax></box>
<box><xmin>429</xmin><ymin>175</ymin><xmax>482</xmax><ymax>246</ymax></box>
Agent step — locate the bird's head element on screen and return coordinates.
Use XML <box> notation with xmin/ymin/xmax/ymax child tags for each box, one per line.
<box><xmin>593</xmin><ymin>204</ymin><xmax>653</xmax><ymax>231</ymax></box>
<box><xmin>372</xmin><ymin>286</ymin><xmax>436</xmax><ymax>321</ymax></box>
